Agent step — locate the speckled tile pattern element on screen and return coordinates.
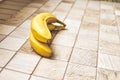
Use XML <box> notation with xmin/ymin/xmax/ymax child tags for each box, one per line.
<box><xmin>0</xmin><ymin>0</ymin><xmax>120</xmax><ymax>80</ymax></box>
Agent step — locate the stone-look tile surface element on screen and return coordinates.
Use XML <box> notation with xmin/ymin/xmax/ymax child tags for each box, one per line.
<box><xmin>34</xmin><ymin>58</ymin><xmax>67</xmax><ymax>80</ymax></box>
<box><xmin>19</xmin><ymin>40</ymin><xmax>36</xmax><ymax>55</ymax></box>
<box><xmin>51</xmin><ymin>44</ymin><xmax>72</xmax><ymax>61</ymax></box>
<box><xmin>99</xmin><ymin>40</ymin><xmax>120</xmax><ymax>56</ymax></box>
<box><xmin>64</xmin><ymin>19</ymin><xmax>81</xmax><ymax>34</ymax></box>
<box><xmin>0</xmin><ymin>36</ymin><xmax>26</xmax><ymax>51</ymax></box>
<box><xmin>30</xmin><ymin>76</ymin><xmax>51</xmax><ymax>80</ymax></box>
<box><xmin>75</xmin><ymin>37</ymin><xmax>98</xmax><ymax>51</ymax></box>
<box><xmin>5</xmin><ymin>7</ymin><xmax>37</xmax><ymax>26</ymax></box>
<box><xmin>9</xmin><ymin>20</ymin><xmax>31</xmax><ymax>39</ymax></box>
<box><xmin>0</xmin><ymin>69</ymin><xmax>30</xmax><ymax>80</ymax></box>
<box><xmin>0</xmin><ymin>34</ymin><xmax>6</xmax><ymax>42</ymax></box>
<box><xmin>52</xmin><ymin>32</ymin><xmax>76</xmax><ymax>47</ymax></box>
<box><xmin>0</xmin><ymin>24</ymin><xmax>16</xmax><ymax>35</ymax></box>
<box><xmin>98</xmin><ymin>53</ymin><xmax>120</xmax><ymax>71</ymax></box>
<box><xmin>97</xmin><ymin>68</ymin><xmax>120</xmax><ymax>80</ymax></box>
<box><xmin>6</xmin><ymin>52</ymin><xmax>40</xmax><ymax>74</ymax></box>
<box><xmin>70</xmin><ymin>48</ymin><xmax>97</xmax><ymax>67</ymax></box>
<box><xmin>0</xmin><ymin>49</ymin><xmax>15</xmax><ymax>67</ymax></box>
<box><xmin>64</xmin><ymin>63</ymin><xmax>96</xmax><ymax>80</ymax></box>
<box><xmin>0</xmin><ymin>8</ymin><xmax>17</xmax><ymax>15</ymax></box>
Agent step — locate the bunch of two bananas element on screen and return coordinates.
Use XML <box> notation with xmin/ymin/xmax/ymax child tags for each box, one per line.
<box><xmin>30</xmin><ymin>13</ymin><xmax>66</xmax><ymax>57</ymax></box>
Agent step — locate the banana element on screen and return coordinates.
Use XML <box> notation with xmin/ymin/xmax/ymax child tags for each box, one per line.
<box><xmin>30</xmin><ymin>32</ymin><xmax>52</xmax><ymax>57</ymax></box>
<box><xmin>30</xmin><ymin>13</ymin><xmax>66</xmax><ymax>57</ymax></box>
<box><xmin>31</xmin><ymin>13</ymin><xmax>66</xmax><ymax>43</ymax></box>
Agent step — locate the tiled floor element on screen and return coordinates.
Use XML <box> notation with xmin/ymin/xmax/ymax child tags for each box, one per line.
<box><xmin>0</xmin><ymin>0</ymin><xmax>120</xmax><ymax>80</ymax></box>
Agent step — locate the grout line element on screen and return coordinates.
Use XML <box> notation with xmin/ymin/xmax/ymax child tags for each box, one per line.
<box><xmin>62</xmin><ymin>0</ymin><xmax>89</xmax><ymax>80</ymax></box>
<box><xmin>95</xmin><ymin>1</ymin><xmax>101</xmax><ymax>80</ymax></box>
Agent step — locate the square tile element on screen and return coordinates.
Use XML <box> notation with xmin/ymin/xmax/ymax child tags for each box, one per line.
<box><xmin>70</xmin><ymin>48</ymin><xmax>97</xmax><ymax>67</ymax></box>
<box><xmin>99</xmin><ymin>41</ymin><xmax>120</xmax><ymax>56</ymax></box>
<box><xmin>97</xmin><ymin>68</ymin><xmax>120</xmax><ymax>80</ymax></box>
<box><xmin>33</xmin><ymin>58</ymin><xmax>67</xmax><ymax>80</ymax></box>
<box><xmin>64</xmin><ymin>63</ymin><xmax>96</xmax><ymax>80</ymax></box>
<box><xmin>0</xmin><ymin>69</ymin><xmax>30</xmax><ymax>80</ymax></box>
<box><xmin>6</xmin><ymin>52</ymin><xmax>40</xmax><ymax>74</ymax></box>
<box><xmin>78</xmin><ymin>28</ymin><xmax>98</xmax><ymax>41</ymax></box>
<box><xmin>9</xmin><ymin>20</ymin><xmax>31</xmax><ymax>39</ymax></box>
<box><xmin>0</xmin><ymin>34</ymin><xmax>6</xmax><ymax>42</ymax></box>
<box><xmin>75</xmin><ymin>37</ymin><xmax>98</xmax><ymax>51</ymax></box>
<box><xmin>99</xmin><ymin>32</ymin><xmax>119</xmax><ymax>44</ymax></box>
<box><xmin>0</xmin><ymin>49</ymin><xmax>15</xmax><ymax>67</ymax></box>
<box><xmin>100</xmin><ymin>14</ymin><xmax>115</xmax><ymax>20</ymax></box>
<box><xmin>51</xmin><ymin>44</ymin><xmax>72</xmax><ymax>61</ymax></box>
<box><xmin>30</xmin><ymin>76</ymin><xmax>51</xmax><ymax>80</ymax></box>
<box><xmin>87</xmin><ymin>1</ymin><xmax>100</xmax><ymax>10</ymax></box>
<box><xmin>101</xmin><ymin>9</ymin><xmax>114</xmax><ymax>15</ymax></box>
<box><xmin>115</xmin><ymin>10</ymin><xmax>120</xmax><ymax>16</ymax></box>
<box><xmin>0</xmin><ymin>36</ymin><xmax>26</xmax><ymax>51</ymax></box>
<box><xmin>100</xmin><ymin>19</ymin><xmax>117</xmax><ymax>26</ymax></box>
<box><xmin>5</xmin><ymin>7</ymin><xmax>37</xmax><ymax>26</ymax></box>
<box><xmin>83</xmin><ymin>15</ymin><xmax>99</xmax><ymax>24</ymax></box>
<box><xmin>64</xmin><ymin>19</ymin><xmax>81</xmax><ymax>34</ymax></box>
<box><xmin>101</xmin><ymin>4</ymin><xmax>113</xmax><ymax>10</ymax></box>
<box><xmin>0</xmin><ymin>24</ymin><xmax>16</xmax><ymax>35</ymax></box>
<box><xmin>52</xmin><ymin>31</ymin><xmax>76</xmax><ymax>47</ymax></box>
<box><xmin>19</xmin><ymin>40</ymin><xmax>37</xmax><ymax>55</ymax></box>
<box><xmin>98</xmin><ymin>53</ymin><xmax>120</xmax><ymax>71</ymax></box>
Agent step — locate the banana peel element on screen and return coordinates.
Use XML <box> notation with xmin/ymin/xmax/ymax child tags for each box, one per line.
<box><xmin>30</xmin><ymin>13</ymin><xmax>66</xmax><ymax>57</ymax></box>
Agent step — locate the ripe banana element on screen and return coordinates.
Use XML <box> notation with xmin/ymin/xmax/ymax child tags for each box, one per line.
<box><xmin>31</xmin><ymin>13</ymin><xmax>66</xmax><ymax>43</ymax></box>
<box><xmin>30</xmin><ymin>32</ymin><xmax>52</xmax><ymax>57</ymax></box>
<box><xmin>30</xmin><ymin>12</ymin><xmax>66</xmax><ymax>58</ymax></box>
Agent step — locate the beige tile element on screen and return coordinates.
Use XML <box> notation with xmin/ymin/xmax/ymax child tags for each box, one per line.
<box><xmin>64</xmin><ymin>63</ymin><xmax>96</xmax><ymax>80</ymax></box>
<box><xmin>30</xmin><ymin>76</ymin><xmax>51</xmax><ymax>80</ymax></box>
<box><xmin>101</xmin><ymin>9</ymin><xmax>114</xmax><ymax>15</ymax></box>
<box><xmin>87</xmin><ymin>1</ymin><xmax>100</xmax><ymax>10</ymax></box>
<box><xmin>100</xmin><ymin>32</ymin><xmax>119</xmax><ymax>44</ymax></box>
<box><xmin>0</xmin><ymin>34</ymin><xmax>6</xmax><ymax>42</ymax></box>
<box><xmin>5</xmin><ymin>7</ymin><xmax>37</xmax><ymax>26</ymax></box>
<box><xmin>85</xmin><ymin>9</ymin><xmax>99</xmax><ymax>16</ymax></box>
<box><xmin>6</xmin><ymin>52</ymin><xmax>40</xmax><ymax>74</ymax></box>
<box><xmin>0</xmin><ymin>24</ymin><xmax>16</xmax><ymax>35</ymax></box>
<box><xmin>0</xmin><ymin>36</ymin><xmax>26</xmax><ymax>51</ymax></box>
<box><xmin>0</xmin><ymin>49</ymin><xmax>15</xmax><ymax>67</ymax></box>
<box><xmin>64</xmin><ymin>19</ymin><xmax>81</xmax><ymax>34</ymax></box>
<box><xmin>83</xmin><ymin>15</ymin><xmax>99</xmax><ymax>24</ymax></box>
<box><xmin>101</xmin><ymin>4</ymin><xmax>114</xmax><ymax>10</ymax></box>
<box><xmin>99</xmin><ymin>40</ymin><xmax>120</xmax><ymax>56</ymax></box>
<box><xmin>100</xmin><ymin>19</ymin><xmax>117</xmax><ymax>26</ymax></box>
<box><xmin>51</xmin><ymin>44</ymin><xmax>72</xmax><ymax>61</ymax></box>
<box><xmin>70</xmin><ymin>48</ymin><xmax>97</xmax><ymax>67</ymax></box>
<box><xmin>115</xmin><ymin>10</ymin><xmax>120</xmax><ymax>16</ymax></box>
<box><xmin>78</xmin><ymin>28</ymin><xmax>98</xmax><ymax>41</ymax></box>
<box><xmin>0</xmin><ymin>4</ymin><xmax>23</xmax><ymax>10</ymax></box>
<box><xmin>0</xmin><ymin>14</ymin><xmax>11</xmax><ymax>20</ymax></box>
<box><xmin>33</xmin><ymin>58</ymin><xmax>67</xmax><ymax>80</ymax></box>
<box><xmin>100</xmin><ymin>14</ymin><xmax>115</xmax><ymax>20</ymax></box>
<box><xmin>19</xmin><ymin>40</ymin><xmax>36</xmax><ymax>55</ymax></box>
<box><xmin>73</xmin><ymin>0</ymin><xmax>87</xmax><ymax>9</ymax></box>
<box><xmin>75</xmin><ymin>37</ymin><xmax>98</xmax><ymax>51</ymax></box>
<box><xmin>0</xmin><ymin>69</ymin><xmax>30</xmax><ymax>80</ymax></box>
<box><xmin>97</xmin><ymin>68</ymin><xmax>120</xmax><ymax>80</ymax></box>
<box><xmin>9</xmin><ymin>20</ymin><xmax>31</xmax><ymax>39</ymax></box>
<box><xmin>62</xmin><ymin>0</ymin><xmax>75</xmax><ymax>3</ymax></box>
<box><xmin>100</xmin><ymin>24</ymin><xmax>118</xmax><ymax>34</ymax></box>
<box><xmin>0</xmin><ymin>8</ymin><xmax>17</xmax><ymax>15</ymax></box>
<box><xmin>52</xmin><ymin>31</ymin><xmax>76</xmax><ymax>47</ymax></box>
<box><xmin>98</xmin><ymin>53</ymin><xmax>120</xmax><ymax>71</ymax></box>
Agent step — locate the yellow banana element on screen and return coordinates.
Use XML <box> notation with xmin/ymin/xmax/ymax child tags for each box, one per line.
<box><xmin>31</xmin><ymin>13</ymin><xmax>66</xmax><ymax>43</ymax></box>
<box><xmin>30</xmin><ymin>32</ymin><xmax>52</xmax><ymax>57</ymax></box>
